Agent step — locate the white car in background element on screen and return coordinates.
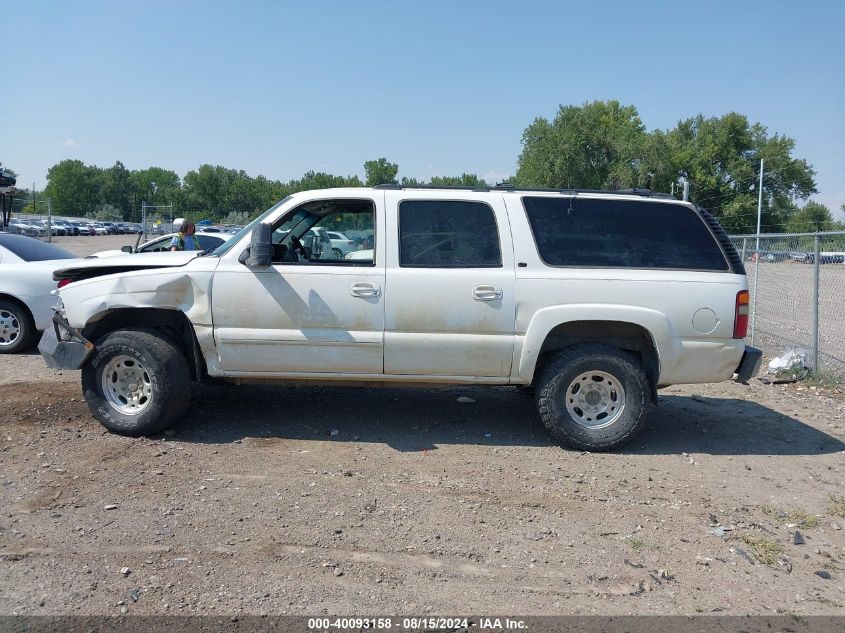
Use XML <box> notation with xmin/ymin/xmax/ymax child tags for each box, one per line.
<box><xmin>316</xmin><ymin>228</ymin><xmax>357</xmax><ymax>258</ymax></box>
<box><xmin>0</xmin><ymin>234</ymin><xmax>81</xmax><ymax>353</ymax></box>
<box><xmin>91</xmin><ymin>231</ymin><xmax>232</xmax><ymax>257</ymax></box>
<box><xmin>344</xmin><ymin>249</ymin><xmax>373</xmax><ymax>261</ymax></box>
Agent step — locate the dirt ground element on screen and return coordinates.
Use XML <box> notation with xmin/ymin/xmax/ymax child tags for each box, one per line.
<box><xmin>1</xmin><ymin>235</ymin><xmax>845</xmax><ymax>617</ymax></box>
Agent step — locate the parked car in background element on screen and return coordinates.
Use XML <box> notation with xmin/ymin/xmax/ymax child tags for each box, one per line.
<box><xmin>91</xmin><ymin>224</ymin><xmax>109</xmax><ymax>235</ymax></box>
<box><xmin>53</xmin><ymin>220</ymin><xmax>79</xmax><ymax>236</ymax></box>
<box><xmin>801</xmin><ymin>252</ymin><xmax>845</xmax><ymax>264</ymax></box>
<box><xmin>0</xmin><ymin>234</ymin><xmax>80</xmax><ymax>353</ymax></box>
<box><xmin>72</xmin><ymin>222</ymin><xmax>95</xmax><ymax>236</ymax></box>
<box><xmin>5</xmin><ymin>221</ymin><xmax>40</xmax><ymax>237</ymax></box>
<box><xmin>344</xmin><ymin>248</ymin><xmax>373</xmax><ymax>261</ymax></box>
<box><xmin>33</xmin><ymin>221</ymin><xmax>66</xmax><ymax>236</ymax></box>
<box><xmin>317</xmin><ymin>228</ymin><xmax>357</xmax><ymax>258</ymax></box>
<box><xmin>19</xmin><ymin>221</ymin><xmax>47</xmax><ymax>237</ymax></box>
<box><xmin>90</xmin><ymin>231</ymin><xmax>232</xmax><ymax>257</ymax></box>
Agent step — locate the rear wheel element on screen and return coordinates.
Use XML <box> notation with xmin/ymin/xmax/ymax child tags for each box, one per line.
<box><xmin>82</xmin><ymin>329</ymin><xmax>192</xmax><ymax>436</ymax></box>
<box><xmin>0</xmin><ymin>300</ymin><xmax>36</xmax><ymax>354</ymax></box>
<box><xmin>535</xmin><ymin>344</ymin><xmax>650</xmax><ymax>451</ymax></box>
<box><xmin>332</xmin><ymin>247</ymin><xmax>343</xmax><ymax>258</ymax></box>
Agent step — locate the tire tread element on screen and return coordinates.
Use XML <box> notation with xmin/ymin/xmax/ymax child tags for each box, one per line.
<box><xmin>535</xmin><ymin>344</ymin><xmax>650</xmax><ymax>451</ymax></box>
<box><xmin>82</xmin><ymin>328</ymin><xmax>191</xmax><ymax>436</ymax></box>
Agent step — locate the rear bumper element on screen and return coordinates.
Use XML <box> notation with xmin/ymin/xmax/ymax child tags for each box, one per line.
<box><xmin>38</xmin><ymin>315</ymin><xmax>94</xmax><ymax>370</ymax></box>
<box><xmin>734</xmin><ymin>345</ymin><xmax>762</xmax><ymax>383</ymax></box>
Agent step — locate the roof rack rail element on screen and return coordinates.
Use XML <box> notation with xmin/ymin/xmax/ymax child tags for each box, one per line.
<box><xmin>373</xmin><ymin>183</ymin><xmax>673</xmax><ymax>198</ymax></box>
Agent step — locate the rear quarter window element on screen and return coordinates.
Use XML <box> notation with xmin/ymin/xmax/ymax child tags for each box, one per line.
<box><xmin>522</xmin><ymin>197</ymin><xmax>730</xmax><ymax>271</ymax></box>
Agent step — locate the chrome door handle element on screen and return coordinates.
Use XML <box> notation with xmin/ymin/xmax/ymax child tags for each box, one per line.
<box><xmin>350</xmin><ymin>282</ymin><xmax>381</xmax><ymax>298</ymax></box>
<box><xmin>472</xmin><ymin>285</ymin><xmax>503</xmax><ymax>301</ymax></box>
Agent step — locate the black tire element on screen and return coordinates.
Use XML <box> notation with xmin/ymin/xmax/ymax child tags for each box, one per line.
<box><xmin>0</xmin><ymin>299</ymin><xmax>36</xmax><ymax>354</ymax></box>
<box><xmin>81</xmin><ymin>329</ymin><xmax>192</xmax><ymax>436</ymax></box>
<box><xmin>535</xmin><ymin>344</ymin><xmax>650</xmax><ymax>451</ymax></box>
<box><xmin>332</xmin><ymin>248</ymin><xmax>343</xmax><ymax>259</ymax></box>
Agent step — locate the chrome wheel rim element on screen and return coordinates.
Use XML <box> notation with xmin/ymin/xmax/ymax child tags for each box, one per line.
<box><xmin>0</xmin><ymin>309</ymin><xmax>21</xmax><ymax>347</ymax></box>
<box><xmin>101</xmin><ymin>355</ymin><xmax>153</xmax><ymax>415</ymax></box>
<box><xmin>564</xmin><ymin>370</ymin><xmax>625</xmax><ymax>429</ymax></box>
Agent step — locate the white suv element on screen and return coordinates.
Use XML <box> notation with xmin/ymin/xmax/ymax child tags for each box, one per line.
<box><xmin>39</xmin><ymin>185</ymin><xmax>760</xmax><ymax>450</ymax></box>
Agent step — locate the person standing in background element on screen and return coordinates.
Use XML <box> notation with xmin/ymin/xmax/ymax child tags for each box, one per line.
<box><xmin>170</xmin><ymin>221</ymin><xmax>200</xmax><ymax>251</ymax></box>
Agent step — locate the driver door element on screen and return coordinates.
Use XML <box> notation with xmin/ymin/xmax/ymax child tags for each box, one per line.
<box><xmin>212</xmin><ymin>193</ymin><xmax>385</xmax><ymax>376</ymax></box>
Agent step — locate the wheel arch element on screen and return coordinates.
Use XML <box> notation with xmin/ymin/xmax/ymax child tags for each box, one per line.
<box><xmin>0</xmin><ymin>293</ymin><xmax>34</xmax><ymax>319</ymax></box>
<box><xmin>82</xmin><ymin>307</ymin><xmax>207</xmax><ymax>381</ymax></box>
<box><xmin>518</xmin><ymin>306</ymin><xmax>674</xmax><ymax>400</ymax></box>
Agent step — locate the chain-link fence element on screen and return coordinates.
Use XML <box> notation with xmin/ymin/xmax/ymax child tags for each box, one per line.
<box><xmin>139</xmin><ymin>203</ymin><xmax>175</xmax><ymax>240</ymax></box>
<box><xmin>729</xmin><ymin>231</ymin><xmax>845</xmax><ymax>382</ymax></box>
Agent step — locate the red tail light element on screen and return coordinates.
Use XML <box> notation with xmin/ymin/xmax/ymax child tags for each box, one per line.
<box><xmin>57</xmin><ymin>278</ymin><xmax>72</xmax><ymax>289</ymax></box>
<box><xmin>734</xmin><ymin>290</ymin><xmax>750</xmax><ymax>339</ymax></box>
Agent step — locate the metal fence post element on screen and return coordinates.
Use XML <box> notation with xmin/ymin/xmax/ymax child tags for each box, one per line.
<box><xmin>740</xmin><ymin>237</ymin><xmax>747</xmax><ymax>263</ymax></box>
<box><xmin>750</xmin><ymin>245</ymin><xmax>760</xmax><ymax>346</ymax></box>
<box><xmin>812</xmin><ymin>233</ymin><xmax>820</xmax><ymax>376</ymax></box>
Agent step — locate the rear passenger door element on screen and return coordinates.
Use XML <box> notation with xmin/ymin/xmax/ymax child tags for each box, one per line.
<box><xmin>384</xmin><ymin>193</ymin><xmax>516</xmax><ymax>378</ymax></box>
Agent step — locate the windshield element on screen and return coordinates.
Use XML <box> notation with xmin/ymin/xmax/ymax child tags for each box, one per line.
<box><xmin>0</xmin><ymin>234</ymin><xmax>75</xmax><ymax>261</ymax></box>
<box><xmin>211</xmin><ymin>195</ymin><xmax>292</xmax><ymax>256</ymax></box>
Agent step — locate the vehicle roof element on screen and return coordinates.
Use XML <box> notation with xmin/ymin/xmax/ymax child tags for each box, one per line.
<box><xmin>286</xmin><ymin>185</ymin><xmax>681</xmax><ymax>204</ymax></box>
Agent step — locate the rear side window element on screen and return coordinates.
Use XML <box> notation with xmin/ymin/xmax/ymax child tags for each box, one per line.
<box><xmin>522</xmin><ymin>197</ymin><xmax>729</xmax><ymax>271</ymax></box>
<box><xmin>399</xmin><ymin>200</ymin><xmax>502</xmax><ymax>268</ymax></box>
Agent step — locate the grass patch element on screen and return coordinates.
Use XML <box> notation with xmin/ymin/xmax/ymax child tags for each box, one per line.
<box><xmin>628</xmin><ymin>537</ymin><xmax>647</xmax><ymax>551</ymax></box>
<box><xmin>741</xmin><ymin>533</ymin><xmax>783</xmax><ymax>565</ymax></box>
<box><xmin>803</xmin><ymin>371</ymin><xmax>842</xmax><ymax>390</ymax></box>
<box><xmin>760</xmin><ymin>505</ymin><xmax>777</xmax><ymax>518</ymax></box>
<box><xmin>829</xmin><ymin>496</ymin><xmax>845</xmax><ymax>518</ymax></box>
<box><xmin>789</xmin><ymin>509</ymin><xmax>820</xmax><ymax>529</ymax></box>
<box><xmin>759</xmin><ymin>505</ymin><xmax>819</xmax><ymax>528</ymax></box>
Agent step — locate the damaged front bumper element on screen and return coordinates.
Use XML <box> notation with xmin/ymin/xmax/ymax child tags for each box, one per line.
<box><xmin>734</xmin><ymin>345</ymin><xmax>762</xmax><ymax>384</ymax></box>
<box><xmin>38</xmin><ymin>315</ymin><xmax>94</xmax><ymax>370</ymax></box>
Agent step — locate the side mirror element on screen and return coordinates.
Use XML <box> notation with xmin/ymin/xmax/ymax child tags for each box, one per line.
<box><xmin>121</xmin><ymin>245</ymin><xmax>133</xmax><ymax>254</ymax></box>
<box><xmin>242</xmin><ymin>223</ymin><xmax>272</xmax><ymax>268</ymax></box>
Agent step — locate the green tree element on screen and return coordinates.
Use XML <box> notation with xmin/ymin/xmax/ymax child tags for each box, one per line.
<box><xmin>286</xmin><ymin>170</ymin><xmax>362</xmax><ymax>193</ymax></box>
<box><xmin>221</xmin><ymin>210</ymin><xmax>251</xmax><ymax>225</ymax></box>
<box><xmin>364</xmin><ymin>158</ymin><xmax>399</xmax><ymax>186</ymax></box>
<box><xmin>44</xmin><ymin>159</ymin><xmax>101</xmax><ymax>216</ymax></box>
<box><xmin>785</xmin><ymin>201</ymin><xmax>837</xmax><ymax>233</ymax></box>
<box><xmin>666</xmin><ymin>113</ymin><xmax>816</xmax><ymax>233</ymax></box>
<box><xmin>99</xmin><ymin>161</ymin><xmax>133</xmax><ymax>219</ymax></box>
<box><xmin>515</xmin><ymin>100</ymin><xmax>648</xmax><ymax>190</ymax></box>
<box><xmin>87</xmin><ymin>203</ymin><xmax>122</xmax><ymax>221</ymax></box>
<box><xmin>130</xmin><ymin>167</ymin><xmax>181</xmax><ymax>220</ymax></box>
<box><xmin>429</xmin><ymin>173</ymin><xmax>488</xmax><ymax>187</ymax></box>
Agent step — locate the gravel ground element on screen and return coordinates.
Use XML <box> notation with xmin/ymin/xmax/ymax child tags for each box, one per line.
<box><xmin>2</xmin><ymin>358</ymin><xmax>845</xmax><ymax>616</ymax></box>
<box><xmin>1</xmin><ymin>236</ymin><xmax>845</xmax><ymax>617</ymax></box>
<box><xmin>49</xmin><ymin>234</ymin><xmax>150</xmax><ymax>257</ymax></box>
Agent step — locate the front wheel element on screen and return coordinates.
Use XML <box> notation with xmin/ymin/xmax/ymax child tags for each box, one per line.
<box><xmin>82</xmin><ymin>329</ymin><xmax>192</xmax><ymax>436</ymax></box>
<box><xmin>535</xmin><ymin>344</ymin><xmax>650</xmax><ymax>451</ymax></box>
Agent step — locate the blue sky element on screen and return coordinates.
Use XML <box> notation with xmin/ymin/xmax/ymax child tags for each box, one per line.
<box><xmin>4</xmin><ymin>1</ymin><xmax>844</xmax><ymax>217</ymax></box>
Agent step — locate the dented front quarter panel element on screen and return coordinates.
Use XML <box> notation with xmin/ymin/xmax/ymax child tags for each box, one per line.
<box><xmin>58</xmin><ymin>257</ymin><xmax>220</xmax><ymax>370</ymax></box>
